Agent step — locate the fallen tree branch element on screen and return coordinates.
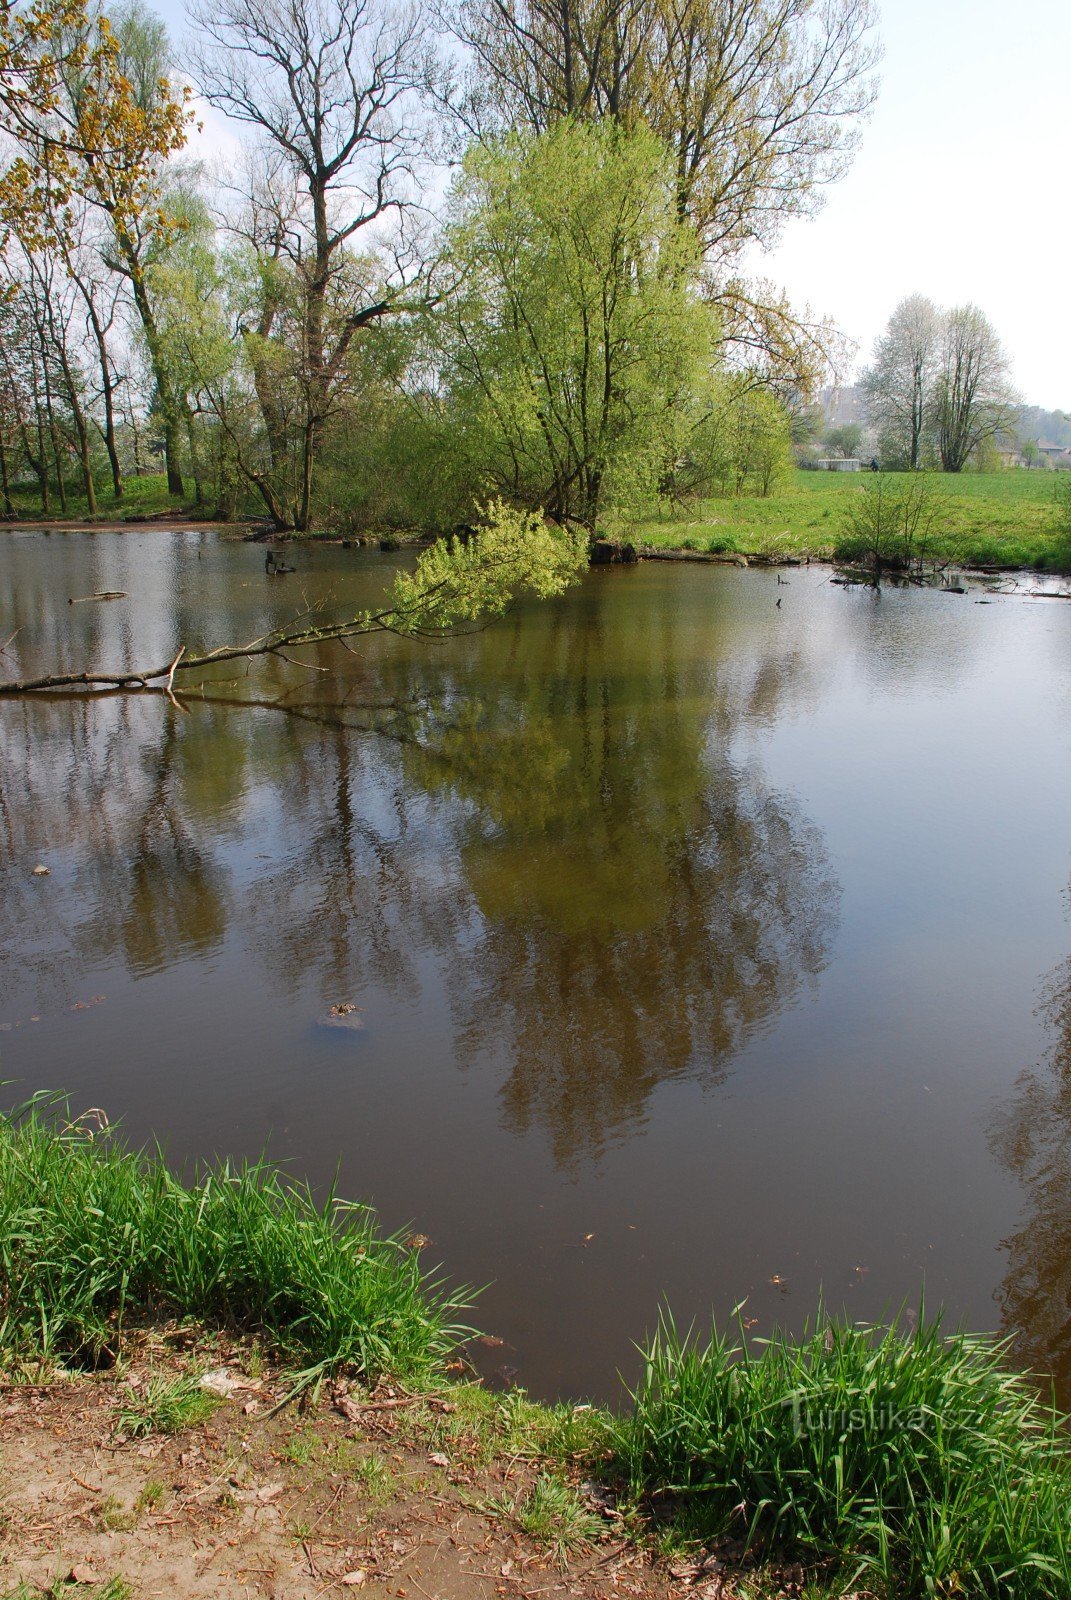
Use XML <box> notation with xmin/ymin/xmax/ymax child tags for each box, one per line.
<box><xmin>0</xmin><ymin>508</ymin><xmax>588</xmax><ymax>699</ymax></box>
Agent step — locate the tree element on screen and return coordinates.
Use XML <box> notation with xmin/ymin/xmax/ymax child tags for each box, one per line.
<box><xmin>436</xmin><ymin>120</ymin><xmax>716</xmax><ymax>529</ymax></box>
<box><xmin>190</xmin><ymin>0</ymin><xmax>430</xmax><ymax>529</ymax></box>
<box><xmin>0</xmin><ymin>1</ymin><xmax>196</xmax><ymax>496</ymax></box>
<box><xmin>935</xmin><ymin>304</ymin><xmax>1016</xmax><ymax>474</ymax></box>
<box><xmin>443</xmin><ymin>0</ymin><xmax>878</xmax><ymax>387</ymax></box>
<box><xmin>861</xmin><ymin>294</ymin><xmax>940</xmax><ymax>470</ymax></box>
<box><xmin>824</xmin><ymin>421</ymin><xmax>863</xmax><ymax>459</ymax></box>
<box><xmin>837</xmin><ymin>470</ymin><xmax>941</xmax><ymax>577</ymax></box>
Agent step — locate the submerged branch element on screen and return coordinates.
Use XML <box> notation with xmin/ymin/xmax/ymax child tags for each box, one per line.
<box><xmin>0</xmin><ymin>506</ymin><xmax>589</xmax><ymax>698</ymax></box>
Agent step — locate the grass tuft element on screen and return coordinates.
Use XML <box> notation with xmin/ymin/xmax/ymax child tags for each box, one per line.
<box><xmin>0</xmin><ymin>1096</ymin><xmax>469</xmax><ymax>1381</ymax></box>
<box><xmin>487</xmin><ymin>1472</ymin><xmax>605</xmax><ymax>1566</ymax></box>
<box><xmin>117</xmin><ymin>1373</ymin><xmax>219</xmax><ymax>1437</ymax></box>
<box><xmin>2</xmin><ymin>1583</ymin><xmax>132</xmax><ymax>1600</ymax></box>
<box><xmin>616</xmin><ymin>1307</ymin><xmax>1071</xmax><ymax>1597</ymax></box>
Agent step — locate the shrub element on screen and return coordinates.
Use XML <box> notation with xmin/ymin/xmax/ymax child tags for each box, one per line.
<box><xmin>835</xmin><ymin>472</ymin><xmax>943</xmax><ymax>574</ymax></box>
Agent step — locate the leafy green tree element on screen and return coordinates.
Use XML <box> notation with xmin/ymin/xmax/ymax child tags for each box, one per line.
<box><xmin>667</xmin><ymin>381</ymin><xmax>791</xmax><ymax>501</ymax></box>
<box><xmin>437</xmin><ymin>119</ymin><xmax>717</xmax><ymax>529</ymax></box>
<box><xmin>444</xmin><ymin>0</ymin><xmax>877</xmax><ymax>389</ymax></box>
<box><xmin>824</xmin><ymin>422</ymin><xmax>863</xmax><ymax>459</ymax></box>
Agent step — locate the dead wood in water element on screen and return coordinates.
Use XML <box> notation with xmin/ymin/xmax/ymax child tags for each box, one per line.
<box><xmin>0</xmin><ymin>598</ymin><xmax>404</xmax><ymax>696</ymax></box>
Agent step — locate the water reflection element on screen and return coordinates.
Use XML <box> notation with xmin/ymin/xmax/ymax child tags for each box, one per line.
<box><xmin>0</xmin><ymin>562</ymin><xmax>839</xmax><ymax>1166</ymax></box>
<box><xmin>992</xmin><ymin>927</ymin><xmax>1071</xmax><ymax>1393</ymax></box>
<box><xmin>402</xmin><ymin>614</ymin><xmax>838</xmax><ymax>1162</ymax></box>
<box><xmin>6</xmin><ymin>535</ymin><xmax>1071</xmax><ymax>1403</ymax></box>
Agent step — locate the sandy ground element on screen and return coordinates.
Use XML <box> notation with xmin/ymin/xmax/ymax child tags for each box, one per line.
<box><xmin>0</xmin><ymin>1338</ymin><xmax>755</xmax><ymax>1600</ymax></box>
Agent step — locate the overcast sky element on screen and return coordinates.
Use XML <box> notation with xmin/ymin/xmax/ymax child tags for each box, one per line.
<box><xmin>167</xmin><ymin>0</ymin><xmax>1071</xmax><ymax>410</ymax></box>
<box><xmin>756</xmin><ymin>0</ymin><xmax>1071</xmax><ymax>408</ymax></box>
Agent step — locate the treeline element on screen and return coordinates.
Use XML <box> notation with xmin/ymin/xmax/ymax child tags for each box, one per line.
<box><xmin>0</xmin><ymin>0</ymin><xmax>880</xmax><ymax>531</ymax></box>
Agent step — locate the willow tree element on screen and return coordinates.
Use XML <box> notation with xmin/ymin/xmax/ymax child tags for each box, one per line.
<box><xmin>438</xmin><ymin>120</ymin><xmax>717</xmax><ymax>528</ymax></box>
<box><xmin>443</xmin><ymin>0</ymin><xmax>878</xmax><ymax>387</ymax></box>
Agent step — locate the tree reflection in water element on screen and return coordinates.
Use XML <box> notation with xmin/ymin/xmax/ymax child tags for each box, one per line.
<box><xmin>991</xmin><ymin>927</ymin><xmax>1071</xmax><ymax>1399</ymax></box>
<box><xmin>0</xmin><ymin>568</ymin><xmax>839</xmax><ymax>1168</ymax></box>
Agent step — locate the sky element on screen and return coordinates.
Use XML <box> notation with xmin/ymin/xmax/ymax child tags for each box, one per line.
<box><xmin>162</xmin><ymin>0</ymin><xmax>1071</xmax><ymax>410</ymax></box>
<box><xmin>754</xmin><ymin>0</ymin><xmax>1071</xmax><ymax>408</ymax></box>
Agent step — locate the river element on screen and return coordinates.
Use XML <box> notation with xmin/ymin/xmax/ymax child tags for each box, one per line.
<box><xmin>2</xmin><ymin>527</ymin><xmax>1071</xmax><ymax>1403</ymax></box>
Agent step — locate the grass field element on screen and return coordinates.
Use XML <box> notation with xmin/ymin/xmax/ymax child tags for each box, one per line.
<box><xmin>631</xmin><ymin>469</ymin><xmax>1071</xmax><ymax>570</ymax></box>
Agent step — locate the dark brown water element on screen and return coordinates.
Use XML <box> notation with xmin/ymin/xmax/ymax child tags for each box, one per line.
<box><xmin>3</xmin><ymin>529</ymin><xmax>1071</xmax><ymax>1403</ymax></box>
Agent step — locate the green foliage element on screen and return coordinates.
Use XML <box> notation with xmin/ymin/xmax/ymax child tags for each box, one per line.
<box><xmin>823</xmin><ymin>423</ymin><xmax>863</xmax><ymax>459</ymax></box>
<box><xmin>2</xmin><ymin>1582</ymin><xmax>132</xmax><ymax>1600</ymax></box>
<box><xmin>635</xmin><ymin>469</ymin><xmax>1071</xmax><ymax>571</ymax></box>
<box><xmin>486</xmin><ymin>1473</ymin><xmax>605</xmax><ymax>1566</ymax></box>
<box><xmin>0</xmin><ymin>1096</ymin><xmax>469</xmax><ymax>1379</ymax></box>
<box><xmin>665</xmin><ymin>384</ymin><xmax>793</xmax><ymax>504</ymax></box>
<box><xmin>437</xmin><ymin>119</ymin><xmax>717</xmax><ymax>527</ymax></box>
<box><xmin>389</xmin><ymin>501</ymin><xmax>588</xmax><ymax>632</ymax></box>
<box><xmin>116</xmin><ymin>1373</ymin><xmax>220</xmax><ymax>1436</ymax></box>
<box><xmin>616</xmin><ymin>1309</ymin><xmax>1071</xmax><ymax>1597</ymax></box>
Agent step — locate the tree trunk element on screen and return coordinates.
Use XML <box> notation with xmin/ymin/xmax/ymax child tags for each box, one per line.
<box><xmin>0</xmin><ymin>427</ymin><xmax>13</xmax><ymax>514</ymax></box>
<box><xmin>126</xmin><ymin>258</ymin><xmax>185</xmax><ymax>498</ymax></box>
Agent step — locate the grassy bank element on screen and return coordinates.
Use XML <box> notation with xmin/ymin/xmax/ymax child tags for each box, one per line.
<box><xmin>4</xmin><ymin>474</ymin><xmax>188</xmax><ymax>523</ymax></box>
<box><xmin>8</xmin><ymin>468</ymin><xmax>1071</xmax><ymax>575</ymax></box>
<box><xmin>4</xmin><ymin>1104</ymin><xmax>1071</xmax><ymax>1597</ymax></box>
<box><xmin>631</xmin><ymin>470</ymin><xmax>1071</xmax><ymax>571</ymax></box>
<box><xmin>0</xmin><ymin>1098</ymin><xmax>463</xmax><ymax>1381</ymax></box>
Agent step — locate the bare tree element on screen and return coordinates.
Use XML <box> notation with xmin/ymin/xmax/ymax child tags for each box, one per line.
<box><xmin>935</xmin><ymin>304</ymin><xmax>1016</xmax><ymax>474</ymax></box>
<box><xmin>861</xmin><ymin>293</ymin><xmax>941</xmax><ymax>469</ymax></box>
<box><xmin>191</xmin><ymin>0</ymin><xmax>431</xmax><ymax>529</ymax></box>
<box><xmin>445</xmin><ymin>1</ymin><xmax>877</xmax><ymax>265</ymax></box>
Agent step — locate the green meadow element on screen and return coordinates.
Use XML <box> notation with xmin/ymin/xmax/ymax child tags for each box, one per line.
<box><xmin>631</xmin><ymin>469</ymin><xmax>1071</xmax><ymax>571</ymax></box>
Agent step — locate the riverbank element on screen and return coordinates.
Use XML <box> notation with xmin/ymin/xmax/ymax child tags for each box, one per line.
<box><xmin>0</xmin><ymin>1333</ymin><xmax>679</xmax><ymax>1600</ymax></box>
<box><xmin>4</xmin><ymin>1106</ymin><xmax>1071</xmax><ymax>1599</ymax></box>
<box><xmin>6</xmin><ymin>469</ymin><xmax>1071</xmax><ymax>572</ymax></box>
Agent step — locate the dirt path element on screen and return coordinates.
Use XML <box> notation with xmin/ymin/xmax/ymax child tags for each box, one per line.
<box><xmin>0</xmin><ymin>1341</ymin><xmax>711</xmax><ymax>1600</ymax></box>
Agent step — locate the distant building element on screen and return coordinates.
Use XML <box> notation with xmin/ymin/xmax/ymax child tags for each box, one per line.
<box><xmin>819</xmin><ymin>385</ymin><xmax>868</xmax><ymax>427</ymax></box>
<box><xmin>1037</xmin><ymin>440</ymin><xmax>1071</xmax><ymax>467</ymax></box>
<box><xmin>815</xmin><ymin>458</ymin><xmax>862</xmax><ymax>472</ymax></box>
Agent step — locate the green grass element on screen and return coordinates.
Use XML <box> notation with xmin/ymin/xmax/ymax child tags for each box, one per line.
<box><xmin>0</xmin><ymin>1096</ymin><xmax>468</xmax><ymax>1380</ymax></box>
<box><xmin>2</xmin><ymin>1583</ymin><xmax>132</xmax><ymax>1600</ymax></box>
<box><xmin>631</xmin><ymin>470</ymin><xmax>1071</xmax><ymax>571</ymax></box>
<box><xmin>7</xmin><ymin>471</ymin><xmax>189</xmax><ymax>523</ymax></box>
<box><xmin>487</xmin><ymin>1472</ymin><xmax>606</xmax><ymax>1565</ymax></box>
<box><xmin>116</xmin><ymin>1373</ymin><xmax>220</xmax><ymax>1437</ymax></box>
<box><xmin>616</xmin><ymin>1308</ymin><xmax>1071</xmax><ymax>1597</ymax></box>
<box><xmin>7</xmin><ymin>1098</ymin><xmax>1071</xmax><ymax>1596</ymax></box>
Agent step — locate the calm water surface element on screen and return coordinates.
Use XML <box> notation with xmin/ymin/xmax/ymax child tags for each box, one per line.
<box><xmin>2</xmin><ymin>529</ymin><xmax>1071</xmax><ymax>1402</ymax></box>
